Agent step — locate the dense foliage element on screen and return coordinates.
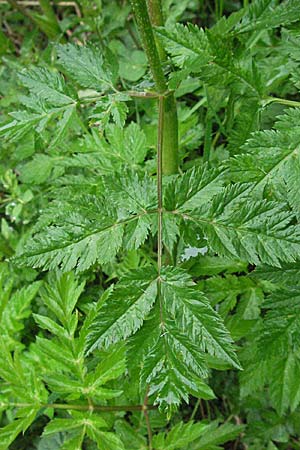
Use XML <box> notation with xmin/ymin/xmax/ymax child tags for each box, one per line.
<box><xmin>1</xmin><ymin>0</ymin><xmax>300</xmax><ymax>448</ymax></box>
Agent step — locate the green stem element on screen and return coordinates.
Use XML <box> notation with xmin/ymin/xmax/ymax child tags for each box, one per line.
<box><xmin>203</xmin><ymin>114</ymin><xmax>212</xmax><ymax>162</ymax></box>
<box><xmin>130</xmin><ymin>0</ymin><xmax>166</xmax><ymax>93</ymax></box>
<box><xmin>157</xmin><ymin>94</ymin><xmax>164</xmax><ymax>274</ymax></box>
<box><xmin>146</xmin><ymin>0</ymin><xmax>165</xmax><ymax>60</ymax></box>
<box><xmin>143</xmin><ymin>387</ymin><xmax>153</xmax><ymax>450</ymax></box>
<box><xmin>0</xmin><ymin>401</ymin><xmax>157</xmax><ymax>412</ymax></box>
<box><xmin>205</xmin><ymin>400</ymin><xmax>211</xmax><ymax>420</ymax></box>
<box><xmin>264</xmin><ymin>96</ymin><xmax>300</xmax><ymax>108</ymax></box>
<box><xmin>130</xmin><ymin>0</ymin><xmax>178</xmax><ymax>174</ymax></box>
<box><xmin>190</xmin><ymin>398</ymin><xmax>200</xmax><ymax>420</ymax></box>
<box><xmin>146</xmin><ymin>0</ymin><xmax>164</xmax><ymax>26</ymax></box>
<box><xmin>215</xmin><ymin>0</ymin><xmax>223</xmax><ymax>19</ymax></box>
<box><xmin>162</xmin><ymin>93</ymin><xmax>178</xmax><ymax>174</ymax></box>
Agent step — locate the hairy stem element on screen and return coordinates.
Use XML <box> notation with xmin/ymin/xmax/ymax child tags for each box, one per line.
<box><xmin>130</xmin><ymin>0</ymin><xmax>178</xmax><ymax>174</ymax></box>
<box><xmin>130</xmin><ymin>0</ymin><xmax>166</xmax><ymax>93</ymax></box>
<box><xmin>146</xmin><ymin>0</ymin><xmax>165</xmax><ymax>60</ymax></box>
<box><xmin>146</xmin><ymin>0</ymin><xmax>164</xmax><ymax>26</ymax></box>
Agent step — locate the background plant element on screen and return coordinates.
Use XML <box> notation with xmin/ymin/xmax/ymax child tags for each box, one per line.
<box><xmin>1</xmin><ymin>0</ymin><xmax>300</xmax><ymax>449</ymax></box>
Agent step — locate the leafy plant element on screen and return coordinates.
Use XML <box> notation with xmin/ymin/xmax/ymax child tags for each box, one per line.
<box><xmin>1</xmin><ymin>0</ymin><xmax>300</xmax><ymax>448</ymax></box>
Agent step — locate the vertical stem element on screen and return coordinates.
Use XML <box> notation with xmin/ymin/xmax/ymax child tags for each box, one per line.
<box><xmin>130</xmin><ymin>0</ymin><xmax>166</xmax><ymax>93</ymax></box>
<box><xmin>147</xmin><ymin>0</ymin><xmax>164</xmax><ymax>25</ymax></box>
<box><xmin>130</xmin><ymin>0</ymin><xmax>178</xmax><ymax>174</ymax></box>
<box><xmin>190</xmin><ymin>398</ymin><xmax>205</xmax><ymax>420</ymax></box>
<box><xmin>143</xmin><ymin>387</ymin><xmax>153</xmax><ymax>450</ymax></box>
<box><xmin>162</xmin><ymin>94</ymin><xmax>178</xmax><ymax>174</ymax></box>
<box><xmin>157</xmin><ymin>95</ymin><xmax>164</xmax><ymax>273</ymax></box>
<box><xmin>203</xmin><ymin>114</ymin><xmax>212</xmax><ymax>162</ymax></box>
<box><xmin>156</xmin><ymin>94</ymin><xmax>167</xmax><ymax>404</ymax></box>
<box><xmin>190</xmin><ymin>398</ymin><xmax>200</xmax><ymax>420</ymax></box>
<box><xmin>215</xmin><ymin>0</ymin><xmax>224</xmax><ymax>19</ymax></box>
<box><xmin>219</xmin><ymin>0</ymin><xmax>224</xmax><ymax>17</ymax></box>
<box><xmin>146</xmin><ymin>0</ymin><xmax>177</xmax><ymax>174</ymax></box>
<box><xmin>146</xmin><ymin>0</ymin><xmax>165</xmax><ymax>60</ymax></box>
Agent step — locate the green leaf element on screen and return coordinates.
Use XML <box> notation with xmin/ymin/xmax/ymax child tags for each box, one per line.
<box><xmin>156</xmin><ymin>23</ymin><xmax>211</xmax><ymax>70</ymax></box>
<box><xmin>189</xmin><ymin>421</ymin><xmax>245</xmax><ymax>449</ymax></box>
<box><xmin>157</xmin><ymin>22</ymin><xmax>262</xmax><ymax>95</ymax></box>
<box><xmin>39</xmin><ymin>272</ymin><xmax>85</xmax><ymax>327</ymax></box>
<box><xmin>105</xmin><ymin>123</ymin><xmax>149</xmax><ymax>166</ymax></box>
<box><xmin>241</xmin><ymin>286</ymin><xmax>300</xmax><ymax>415</ymax></box>
<box><xmin>269</xmin><ymin>353</ymin><xmax>300</xmax><ymax>415</ymax></box>
<box><xmin>164</xmin><ymin>164</ymin><xmax>223</xmax><ymax>210</ymax></box>
<box><xmin>91</xmin><ymin>94</ymin><xmax>129</xmax><ymax>128</ymax></box>
<box><xmin>0</xmin><ymin>67</ymin><xmax>77</xmax><ymax>145</ymax></box>
<box><xmin>0</xmin><ymin>410</ymin><xmax>39</xmax><ymax>450</ymax></box>
<box><xmin>16</xmin><ymin>173</ymin><xmax>155</xmax><ymax>273</ymax></box>
<box><xmin>229</xmin><ymin>109</ymin><xmax>300</xmax><ymax>198</ymax></box>
<box><xmin>86</xmin><ymin>268</ymin><xmax>157</xmax><ymax>352</ymax></box>
<box><xmin>34</xmin><ymin>336</ymin><xmax>79</xmax><ymax>372</ymax></box>
<box><xmin>0</xmin><ymin>112</ymin><xmax>44</xmax><ymax>143</ymax></box>
<box><xmin>56</xmin><ymin>43</ymin><xmax>118</xmax><ymax>91</ymax></box>
<box><xmin>142</xmin><ymin>331</ymin><xmax>215</xmax><ymax>412</ymax></box>
<box><xmin>236</xmin><ymin>0</ymin><xmax>300</xmax><ymax>33</ymax></box>
<box><xmin>0</xmin><ymin>88</ymin><xmax>76</xmax><ymax>148</ymax></box>
<box><xmin>36</xmin><ymin>432</ymin><xmax>65</xmax><ymax>450</ymax></box>
<box><xmin>252</xmin><ymin>263</ymin><xmax>300</xmax><ymax>286</ymax></box>
<box><xmin>15</xmin><ymin>204</ymin><xmax>125</xmax><ymax>272</ymax></box>
<box><xmin>18</xmin><ymin>67</ymin><xmax>73</xmax><ymax>107</ymax></box>
<box><xmin>0</xmin><ymin>280</ymin><xmax>42</xmax><ymax>343</ymax></box>
<box><xmin>63</xmin><ymin>122</ymin><xmax>148</xmax><ymax>175</ymax></box>
<box><xmin>87</xmin><ymin>427</ymin><xmax>125</xmax><ymax>450</ymax></box>
<box><xmin>33</xmin><ymin>314</ymin><xmax>67</xmax><ymax>338</ymax></box>
<box><xmin>152</xmin><ymin>420</ymin><xmax>211</xmax><ymax>449</ymax></box>
<box><xmin>259</xmin><ymin>287</ymin><xmax>300</xmax><ymax>355</ymax></box>
<box><xmin>60</xmin><ymin>433</ymin><xmax>84</xmax><ymax>450</ymax></box>
<box><xmin>176</xmin><ymin>185</ymin><xmax>300</xmax><ymax>266</ymax></box>
<box><xmin>184</xmin><ymin>255</ymin><xmax>248</xmax><ymax>277</ymax></box>
<box><xmin>119</xmin><ymin>49</ymin><xmax>147</xmax><ymax>81</ymax></box>
<box><xmin>284</xmin><ymin>150</ymin><xmax>300</xmax><ymax>218</ymax></box>
<box><xmin>19</xmin><ymin>154</ymin><xmax>58</xmax><ymax>185</ymax></box>
<box><xmin>114</xmin><ymin>420</ymin><xmax>147</xmax><ymax>449</ymax></box>
<box><xmin>45</xmin><ymin>373</ymin><xmax>122</xmax><ymax>399</ymax></box>
<box><xmin>161</xmin><ymin>268</ymin><xmax>241</xmax><ymax>370</ymax></box>
<box><xmin>84</xmin><ymin>345</ymin><xmax>126</xmax><ymax>386</ymax></box>
<box><xmin>0</xmin><ymin>339</ymin><xmax>48</xmax><ymax>405</ymax></box>
<box><xmin>129</xmin><ymin>268</ymin><xmax>237</xmax><ymax>411</ymax></box>
<box><xmin>43</xmin><ymin>416</ymin><xmax>107</xmax><ymax>435</ymax></box>
<box><xmin>43</xmin><ymin>414</ymin><xmax>124</xmax><ymax>450</ymax></box>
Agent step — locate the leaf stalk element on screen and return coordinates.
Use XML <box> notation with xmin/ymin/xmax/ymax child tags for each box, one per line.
<box><xmin>264</xmin><ymin>96</ymin><xmax>300</xmax><ymax>108</ymax></box>
<box><xmin>0</xmin><ymin>401</ymin><xmax>157</xmax><ymax>412</ymax></box>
